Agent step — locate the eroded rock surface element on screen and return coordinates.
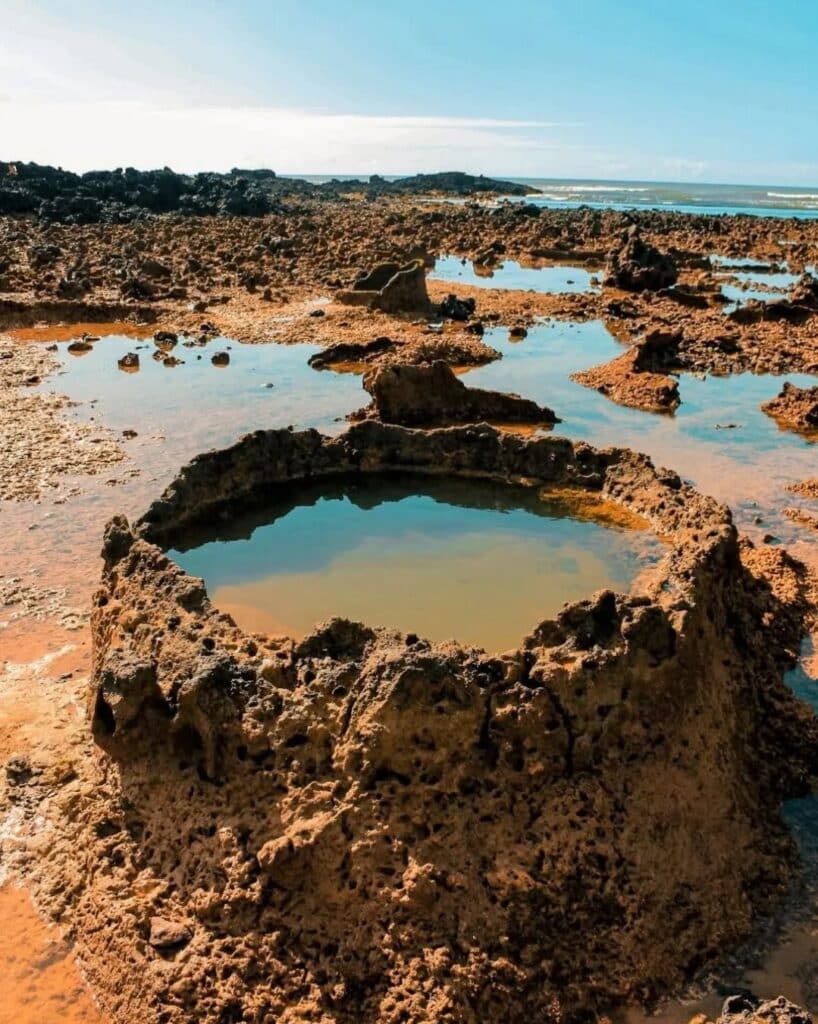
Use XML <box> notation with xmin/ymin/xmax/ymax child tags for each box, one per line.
<box><xmin>572</xmin><ymin>330</ymin><xmax>682</xmax><ymax>412</ymax></box>
<box><xmin>351</xmin><ymin>361</ymin><xmax>559</xmax><ymax>426</ymax></box>
<box><xmin>338</xmin><ymin>260</ymin><xmax>432</xmax><ymax>315</ymax></box>
<box><xmin>605</xmin><ymin>226</ymin><xmax>678</xmax><ymax>291</ymax></box>
<box><xmin>714</xmin><ymin>995</ymin><xmax>814</xmax><ymax>1024</ymax></box>
<box><xmin>761</xmin><ymin>382</ymin><xmax>818</xmax><ymax>434</ymax></box>
<box><xmin>308</xmin><ymin>333</ymin><xmax>500</xmax><ymax>371</ymax></box>
<box><xmin>75</xmin><ymin>422</ymin><xmax>818</xmax><ymax>1024</ymax></box>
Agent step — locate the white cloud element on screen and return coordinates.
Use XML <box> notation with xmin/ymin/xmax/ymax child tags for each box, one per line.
<box><xmin>0</xmin><ymin>99</ymin><xmax>581</xmax><ymax>175</ymax></box>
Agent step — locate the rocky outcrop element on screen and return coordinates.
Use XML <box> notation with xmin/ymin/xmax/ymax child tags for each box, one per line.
<box><xmin>761</xmin><ymin>382</ymin><xmax>818</xmax><ymax>434</ymax></box>
<box><xmin>605</xmin><ymin>226</ymin><xmax>678</xmax><ymax>291</ymax></box>
<box><xmin>716</xmin><ymin>995</ymin><xmax>814</xmax><ymax>1024</ymax></box>
<box><xmin>337</xmin><ymin>260</ymin><xmax>432</xmax><ymax>315</ymax></box>
<box><xmin>789</xmin><ymin>272</ymin><xmax>818</xmax><ymax>310</ymax></box>
<box><xmin>309</xmin><ymin>334</ymin><xmax>501</xmax><ymax>371</ymax></box>
<box><xmin>0</xmin><ymin>163</ymin><xmax>533</xmax><ymax>222</ymax></box>
<box><xmin>78</xmin><ymin>421</ymin><xmax>818</xmax><ymax>1024</ymax></box>
<box><xmin>351</xmin><ymin>361</ymin><xmax>559</xmax><ymax>426</ymax></box>
<box><xmin>364</xmin><ymin>171</ymin><xmax>536</xmax><ymax>197</ymax></box>
<box><xmin>572</xmin><ymin>330</ymin><xmax>682</xmax><ymax>412</ymax></box>
<box><xmin>117</xmin><ymin>352</ymin><xmax>140</xmax><ymax>371</ymax></box>
<box><xmin>308</xmin><ymin>336</ymin><xmax>398</xmax><ymax>369</ymax></box>
<box><xmin>437</xmin><ymin>293</ymin><xmax>476</xmax><ymax>321</ymax></box>
<box><xmin>729</xmin><ymin>276</ymin><xmax>818</xmax><ymax>327</ymax></box>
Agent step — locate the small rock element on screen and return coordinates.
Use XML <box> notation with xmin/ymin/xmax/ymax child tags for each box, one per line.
<box><xmin>117</xmin><ymin>352</ymin><xmax>140</xmax><ymax>371</ymax></box>
<box><xmin>149</xmin><ymin>917</ymin><xmax>192</xmax><ymax>951</ymax></box>
<box><xmin>67</xmin><ymin>339</ymin><xmax>93</xmax><ymax>354</ymax></box>
<box><xmin>5</xmin><ymin>754</ymin><xmax>34</xmax><ymax>786</ymax></box>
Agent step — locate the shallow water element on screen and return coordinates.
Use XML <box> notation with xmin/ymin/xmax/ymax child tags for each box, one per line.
<box><xmin>462</xmin><ymin>322</ymin><xmax>818</xmax><ymax>543</ymax></box>
<box><xmin>25</xmin><ymin>321</ymin><xmax>818</xmax><ymax>557</ymax></box>
<box><xmin>37</xmin><ymin>331</ymin><xmax>364</xmax><ymax>448</ymax></box>
<box><xmin>171</xmin><ymin>475</ymin><xmax>662</xmax><ymax>651</ymax></box>
<box><xmin>0</xmin><ymin>886</ymin><xmax>103</xmax><ymax>1024</ymax></box>
<box><xmin>429</xmin><ymin>254</ymin><xmax>598</xmax><ymax>293</ymax></box>
<box><xmin>716</xmin><ymin>266</ymin><xmax>799</xmax><ymax>310</ymax></box>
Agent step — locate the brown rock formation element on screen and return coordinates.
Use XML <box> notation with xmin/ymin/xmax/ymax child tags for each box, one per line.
<box><xmin>787</xmin><ymin>478</ymin><xmax>818</xmax><ymax>499</ymax></box>
<box><xmin>351</xmin><ymin>361</ymin><xmax>559</xmax><ymax>427</ymax></box>
<box><xmin>761</xmin><ymin>382</ymin><xmax>818</xmax><ymax>435</ymax></box>
<box><xmin>605</xmin><ymin>226</ymin><xmax>678</xmax><ymax>291</ymax></box>
<box><xmin>338</xmin><ymin>260</ymin><xmax>431</xmax><ymax>315</ymax></box>
<box><xmin>712</xmin><ymin>994</ymin><xmax>814</xmax><ymax>1024</ymax></box>
<box><xmin>73</xmin><ymin>422</ymin><xmax>818</xmax><ymax>1024</ymax></box>
<box><xmin>308</xmin><ymin>334</ymin><xmax>501</xmax><ymax>371</ymax></box>
<box><xmin>572</xmin><ymin>330</ymin><xmax>682</xmax><ymax>412</ymax></box>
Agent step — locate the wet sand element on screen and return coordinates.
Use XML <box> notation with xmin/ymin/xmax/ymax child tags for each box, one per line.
<box><xmin>0</xmin><ymin>887</ymin><xmax>102</xmax><ymax>1024</ymax></box>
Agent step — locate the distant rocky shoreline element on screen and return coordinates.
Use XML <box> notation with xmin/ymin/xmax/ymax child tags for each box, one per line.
<box><xmin>0</xmin><ymin>162</ymin><xmax>535</xmax><ymax>222</ymax></box>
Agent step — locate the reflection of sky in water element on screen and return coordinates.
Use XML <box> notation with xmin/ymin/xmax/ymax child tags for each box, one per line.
<box><xmin>34</xmin><ymin>321</ymin><xmax>818</xmax><ymax>550</ymax></box>
<box><xmin>171</xmin><ymin>476</ymin><xmax>663</xmax><ymax>650</ymax></box>
<box><xmin>465</xmin><ymin>322</ymin><xmax>818</xmax><ymax>541</ymax></box>
<box><xmin>429</xmin><ymin>254</ymin><xmax>598</xmax><ymax>294</ymax></box>
<box><xmin>38</xmin><ymin>333</ymin><xmax>365</xmax><ymax>447</ymax></box>
<box><xmin>716</xmin><ymin>267</ymin><xmax>799</xmax><ymax>311</ymax></box>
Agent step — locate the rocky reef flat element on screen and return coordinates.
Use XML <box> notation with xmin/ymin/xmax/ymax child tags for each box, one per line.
<box><xmin>2</xmin><ymin>164</ymin><xmax>818</xmax><ymax>1024</ymax></box>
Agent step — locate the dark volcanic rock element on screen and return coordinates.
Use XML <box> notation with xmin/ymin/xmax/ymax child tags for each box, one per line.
<box><xmin>358</xmin><ymin>171</ymin><xmax>535</xmax><ymax>197</ymax></box>
<box><xmin>0</xmin><ymin>162</ymin><xmax>534</xmax><ymax>222</ymax></box>
<box><xmin>352</xmin><ymin>360</ymin><xmax>559</xmax><ymax>426</ymax></box>
<box><xmin>605</xmin><ymin>225</ymin><xmax>678</xmax><ymax>291</ymax></box>
<box><xmin>438</xmin><ymin>293</ymin><xmax>477</xmax><ymax>321</ymax></box>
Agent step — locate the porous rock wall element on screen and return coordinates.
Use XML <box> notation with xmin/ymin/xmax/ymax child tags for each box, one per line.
<box><xmin>81</xmin><ymin>422</ymin><xmax>818</xmax><ymax>1024</ymax></box>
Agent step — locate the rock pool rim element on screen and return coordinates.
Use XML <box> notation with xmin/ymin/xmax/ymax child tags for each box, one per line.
<box><xmin>92</xmin><ymin>417</ymin><xmax>745</xmax><ymax>771</ymax></box>
<box><xmin>85</xmin><ymin>419</ymin><xmax>818</xmax><ymax>1022</ymax></box>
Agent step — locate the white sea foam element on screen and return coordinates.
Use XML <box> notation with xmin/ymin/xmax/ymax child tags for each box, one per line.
<box><xmin>767</xmin><ymin>192</ymin><xmax>818</xmax><ymax>200</ymax></box>
<box><xmin>544</xmin><ymin>185</ymin><xmax>651</xmax><ymax>193</ymax></box>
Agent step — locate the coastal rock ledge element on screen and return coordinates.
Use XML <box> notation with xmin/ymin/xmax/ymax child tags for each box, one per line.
<box><xmin>78</xmin><ymin>422</ymin><xmax>817</xmax><ymax>1024</ymax></box>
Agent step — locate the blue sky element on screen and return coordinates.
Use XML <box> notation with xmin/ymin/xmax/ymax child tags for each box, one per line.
<box><xmin>3</xmin><ymin>0</ymin><xmax>818</xmax><ymax>184</ymax></box>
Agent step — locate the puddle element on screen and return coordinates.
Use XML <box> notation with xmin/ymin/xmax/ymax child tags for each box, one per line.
<box><xmin>170</xmin><ymin>475</ymin><xmax>663</xmax><ymax>652</ymax></box>
<box><xmin>0</xmin><ymin>886</ymin><xmax>103</xmax><ymax>1024</ymax></box>
<box><xmin>33</xmin><ymin>330</ymin><xmax>364</xmax><ymax>450</ymax></box>
<box><xmin>714</xmin><ymin>266</ymin><xmax>800</xmax><ymax>311</ymax></box>
<box><xmin>429</xmin><ymin>254</ymin><xmax>598</xmax><ymax>293</ymax></box>
<box><xmin>460</xmin><ymin>322</ymin><xmax>818</xmax><ymax>544</ymax></box>
<box><xmin>6</xmin><ymin>321</ymin><xmax>818</xmax><ymax>622</ymax></box>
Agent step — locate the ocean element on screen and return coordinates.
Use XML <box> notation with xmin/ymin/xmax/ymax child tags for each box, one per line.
<box><xmin>294</xmin><ymin>175</ymin><xmax>818</xmax><ymax>218</ymax></box>
<box><xmin>507</xmin><ymin>179</ymin><xmax>818</xmax><ymax>218</ymax></box>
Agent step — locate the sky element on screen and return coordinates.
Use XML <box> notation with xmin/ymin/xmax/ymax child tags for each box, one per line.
<box><xmin>3</xmin><ymin>0</ymin><xmax>818</xmax><ymax>185</ymax></box>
